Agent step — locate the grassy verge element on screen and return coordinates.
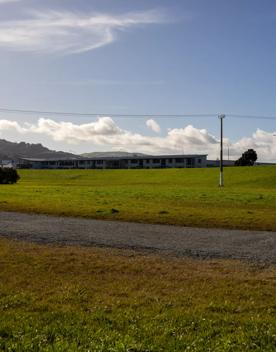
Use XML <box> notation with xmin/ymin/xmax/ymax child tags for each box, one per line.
<box><xmin>0</xmin><ymin>238</ymin><xmax>275</xmax><ymax>351</ymax></box>
<box><xmin>0</xmin><ymin>167</ymin><xmax>276</xmax><ymax>230</ymax></box>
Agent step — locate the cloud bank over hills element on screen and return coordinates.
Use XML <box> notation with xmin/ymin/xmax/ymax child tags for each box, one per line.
<box><xmin>0</xmin><ymin>117</ymin><xmax>275</xmax><ymax>161</ymax></box>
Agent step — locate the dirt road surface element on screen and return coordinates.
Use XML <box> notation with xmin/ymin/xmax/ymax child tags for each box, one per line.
<box><xmin>1</xmin><ymin>211</ymin><xmax>276</xmax><ymax>263</ymax></box>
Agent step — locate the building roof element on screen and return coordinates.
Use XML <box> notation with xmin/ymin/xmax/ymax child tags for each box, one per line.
<box><xmin>19</xmin><ymin>154</ymin><xmax>207</xmax><ymax>162</ymax></box>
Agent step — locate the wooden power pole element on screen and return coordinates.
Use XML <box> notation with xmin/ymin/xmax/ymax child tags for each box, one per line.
<box><xmin>219</xmin><ymin>114</ymin><xmax>225</xmax><ymax>187</ymax></box>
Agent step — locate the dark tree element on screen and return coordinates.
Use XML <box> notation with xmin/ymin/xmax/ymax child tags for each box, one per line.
<box><xmin>235</xmin><ymin>149</ymin><xmax>258</xmax><ymax>166</ymax></box>
<box><xmin>0</xmin><ymin>168</ymin><xmax>20</xmax><ymax>184</ymax></box>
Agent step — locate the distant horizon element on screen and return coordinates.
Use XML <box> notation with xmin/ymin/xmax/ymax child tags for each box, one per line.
<box><xmin>1</xmin><ymin>137</ymin><xmax>275</xmax><ymax>163</ymax></box>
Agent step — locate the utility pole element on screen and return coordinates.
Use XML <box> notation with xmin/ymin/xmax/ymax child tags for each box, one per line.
<box><xmin>218</xmin><ymin>114</ymin><xmax>225</xmax><ymax>187</ymax></box>
<box><xmin>227</xmin><ymin>144</ymin><xmax>230</xmax><ymax>161</ymax></box>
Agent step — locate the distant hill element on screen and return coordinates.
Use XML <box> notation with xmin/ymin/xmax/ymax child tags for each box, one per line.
<box><xmin>82</xmin><ymin>151</ymin><xmax>147</xmax><ymax>158</ymax></box>
<box><xmin>0</xmin><ymin>139</ymin><xmax>149</xmax><ymax>161</ymax></box>
<box><xmin>0</xmin><ymin>139</ymin><xmax>77</xmax><ymax>160</ymax></box>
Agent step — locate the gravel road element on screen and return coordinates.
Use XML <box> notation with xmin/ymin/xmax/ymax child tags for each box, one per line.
<box><xmin>0</xmin><ymin>211</ymin><xmax>276</xmax><ymax>263</ymax></box>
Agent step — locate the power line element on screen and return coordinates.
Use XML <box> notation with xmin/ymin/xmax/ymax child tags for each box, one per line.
<box><xmin>0</xmin><ymin>106</ymin><xmax>276</xmax><ymax>120</ymax></box>
<box><xmin>0</xmin><ymin>107</ymin><xmax>215</xmax><ymax>118</ymax></box>
<box><xmin>227</xmin><ymin>114</ymin><xmax>276</xmax><ymax>120</ymax></box>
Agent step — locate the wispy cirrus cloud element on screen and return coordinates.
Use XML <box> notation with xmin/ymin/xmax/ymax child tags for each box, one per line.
<box><xmin>0</xmin><ymin>9</ymin><xmax>168</xmax><ymax>54</ymax></box>
<box><xmin>0</xmin><ymin>0</ymin><xmax>21</xmax><ymax>4</ymax></box>
<box><xmin>1</xmin><ymin>117</ymin><xmax>276</xmax><ymax>161</ymax></box>
<box><xmin>44</xmin><ymin>79</ymin><xmax>165</xmax><ymax>87</ymax></box>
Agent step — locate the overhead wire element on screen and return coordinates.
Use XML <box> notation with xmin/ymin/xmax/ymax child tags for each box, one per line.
<box><xmin>0</xmin><ymin>107</ymin><xmax>276</xmax><ymax>120</ymax></box>
<box><xmin>0</xmin><ymin>107</ymin><xmax>215</xmax><ymax>118</ymax></box>
<box><xmin>227</xmin><ymin>114</ymin><xmax>276</xmax><ymax>120</ymax></box>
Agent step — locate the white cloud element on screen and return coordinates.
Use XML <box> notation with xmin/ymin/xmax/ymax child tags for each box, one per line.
<box><xmin>231</xmin><ymin>129</ymin><xmax>276</xmax><ymax>161</ymax></box>
<box><xmin>0</xmin><ymin>9</ymin><xmax>167</xmax><ymax>54</ymax></box>
<box><xmin>0</xmin><ymin>117</ymin><xmax>276</xmax><ymax>161</ymax></box>
<box><xmin>0</xmin><ymin>119</ymin><xmax>25</xmax><ymax>133</ymax></box>
<box><xmin>28</xmin><ymin>117</ymin><xmax>123</xmax><ymax>143</ymax></box>
<box><xmin>146</xmin><ymin>119</ymin><xmax>161</xmax><ymax>133</ymax></box>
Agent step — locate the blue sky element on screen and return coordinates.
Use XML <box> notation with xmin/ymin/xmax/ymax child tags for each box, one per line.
<box><xmin>0</xmin><ymin>0</ymin><xmax>276</xmax><ymax>160</ymax></box>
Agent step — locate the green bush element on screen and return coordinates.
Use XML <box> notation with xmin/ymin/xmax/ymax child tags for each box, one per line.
<box><xmin>0</xmin><ymin>168</ymin><xmax>20</xmax><ymax>184</ymax></box>
<box><xmin>235</xmin><ymin>149</ymin><xmax>258</xmax><ymax>166</ymax></box>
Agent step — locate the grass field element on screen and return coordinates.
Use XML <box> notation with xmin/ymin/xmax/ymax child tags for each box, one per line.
<box><xmin>1</xmin><ymin>168</ymin><xmax>276</xmax><ymax>350</ymax></box>
<box><xmin>0</xmin><ymin>238</ymin><xmax>275</xmax><ymax>351</ymax></box>
<box><xmin>0</xmin><ymin>166</ymin><xmax>276</xmax><ymax>230</ymax></box>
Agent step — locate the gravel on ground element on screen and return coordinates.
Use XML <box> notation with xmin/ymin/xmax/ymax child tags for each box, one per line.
<box><xmin>0</xmin><ymin>211</ymin><xmax>276</xmax><ymax>263</ymax></box>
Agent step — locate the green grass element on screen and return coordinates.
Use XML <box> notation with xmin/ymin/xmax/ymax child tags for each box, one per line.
<box><xmin>0</xmin><ymin>166</ymin><xmax>276</xmax><ymax>230</ymax></box>
<box><xmin>1</xmin><ymin>168</ymin><xmax>276</xmax><ymax>350</ymax></box>
<box><xmin>0</xmin><ymin>239</ymin><xmax>275</xmax><ymax>351</ymax></box>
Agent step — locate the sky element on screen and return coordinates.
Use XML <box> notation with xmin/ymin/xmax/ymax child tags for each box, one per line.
<box><xmin>0</xmin><ymin>0</ymin><xmax>276</xmax><ymax>160</ymax></box>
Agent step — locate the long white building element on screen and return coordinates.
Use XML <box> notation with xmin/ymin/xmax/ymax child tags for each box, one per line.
<box><xmin>18</xmin><ymin>154</ymin><xmax>207</xmax><ymax>169</ymax></box>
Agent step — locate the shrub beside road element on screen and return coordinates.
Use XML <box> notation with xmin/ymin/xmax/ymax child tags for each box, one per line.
<box><xmin>0</xmin><ymin>168</ymin><xmax>19</xmax><ymax>184</ymax></box>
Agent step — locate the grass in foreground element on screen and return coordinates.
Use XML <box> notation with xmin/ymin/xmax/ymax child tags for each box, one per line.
<box><xmin>0</xmin><ymin>166</ymin><xmax>276</xmax><ymax>230</ymax></box>
<box><xmin>0</xmin><ymin>239</ymin><xmax>276</xmax><ymax>351</ymax></box>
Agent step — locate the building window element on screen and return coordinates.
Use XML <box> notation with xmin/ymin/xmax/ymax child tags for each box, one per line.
<box><xmin>186</xmin><ymin>158</ymin><xmax>192</xmax><ymax>165</ymax></box>
<box><xmin>130</xmin><ymin>159</ymin><xmax>137</xmax><ymax>164</ymax></box>
<box><xmin>96</xmin><ymin>160</ymin><xmax>103</xmax><ymax>165</ymax></box>
<box><xmin>198</xmin><ymin>159</ymin><xmax>202</xmax><ymax>163</ymax></box>
<box><xmin>168</xmin><ymin>158</ymin><xmax>173</xmax><ymax>163</ymax></box>
<box><xmin>175</xmin><ymin>158</ymin><xmax>184</xmax><ymax>163</ymax></box>
<box><xmin>153</xmin><ymin>159</ymin><xmax>160</xmax><ymax>164</ymax></box>
<box><xmin>60</xmin><ymin>161</ymin><xmax>74</xmax><ymax>166</ymax></box>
